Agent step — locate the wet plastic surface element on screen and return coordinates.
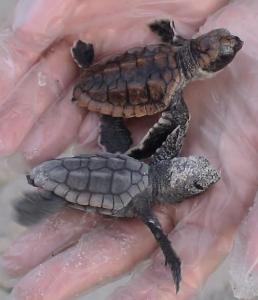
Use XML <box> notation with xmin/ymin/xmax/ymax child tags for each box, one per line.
<box><xmin>0</xmin><ymin>1</ymin><xmax>257</xmax><ymax>300</ymax></box>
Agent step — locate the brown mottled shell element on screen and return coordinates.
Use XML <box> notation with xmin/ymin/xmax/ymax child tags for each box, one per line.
<box><xmin>73</xmin><ymin>44</ymin><xmax>181</xmax><ymax>117</ymax></box>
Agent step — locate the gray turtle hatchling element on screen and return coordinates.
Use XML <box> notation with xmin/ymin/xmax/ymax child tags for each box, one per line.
<box><xmin>15</xmin><ymin>115</ymin><xmax>220</xmax><ymax>292</ymax></box>
<box><xmin>71</xmin><ymin>19</ymin><xmax>243</xmax><ymax>158</ymax></box>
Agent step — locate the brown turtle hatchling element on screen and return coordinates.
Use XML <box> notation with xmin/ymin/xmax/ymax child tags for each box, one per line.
<box><xmin>71</xmin><ymin>19</ymin><xmax>243</xmax><ymax>158</ymax></box>
<box><xmin>15</xmin><ymin>116</ymin><xmax>220</xmax><ymax>292</ymax></box>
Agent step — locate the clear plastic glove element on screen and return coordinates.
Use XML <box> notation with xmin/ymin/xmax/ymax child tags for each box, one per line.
<box><xmin>1</xmin><ymin>0</ymin><xmax>258</xmax><ymax>299</ymax></box>
<box><xmin>0</xmin><ymin>0</ymin><xmax>228</xmax><ymax>165</ymax></box>
<box><xmin>229</xmin><ymin>190</ymin><xmax>258</xmax><ymax>299</ymax></box>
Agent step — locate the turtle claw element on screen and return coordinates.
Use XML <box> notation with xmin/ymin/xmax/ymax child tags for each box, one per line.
<box><xmin>165</xmin><ymin>254</ymin><xmax>182</xmax><ymax>293</ymax></box>
<box><xmin>161</xmin><ymin>236</ymin><xmax>182</xmax><ymax>293</ymax></box>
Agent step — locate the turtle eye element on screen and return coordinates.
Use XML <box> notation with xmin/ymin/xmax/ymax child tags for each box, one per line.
<box><xmin>194</xmin><ymin>181</ymin><xmax>204</xmax><ymax>190</ymax></box>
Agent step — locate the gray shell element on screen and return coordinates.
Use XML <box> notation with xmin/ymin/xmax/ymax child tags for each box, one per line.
<box><xmin>29</xmin><ymin>153</ymin><xmax>149</xmax><ymax>214</ymax></box>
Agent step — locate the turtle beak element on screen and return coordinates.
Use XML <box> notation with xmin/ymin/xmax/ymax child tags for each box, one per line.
<box><xmin>233</xmin><ymin>36</ymin><xmax>243</xmax><ymax>52</ymax></box>
<box><xmin>26</xmin><ymin>174</ymin><xmax>36</xmax><ymax>187</ymax></box>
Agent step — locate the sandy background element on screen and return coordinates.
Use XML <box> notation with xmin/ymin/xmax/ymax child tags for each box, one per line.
<box><xmin>0</xmin><ymin>1</ymin><xmax>253</xmax><ymax>300</ymax></box>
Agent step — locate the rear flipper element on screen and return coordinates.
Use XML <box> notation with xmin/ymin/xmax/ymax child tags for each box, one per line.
<box><xmin>100</xmin><ymin>115</ymin><xmax>132</xmax><ymax>153</ymax></box>
<box><xmin>149</xmin><ymin>19</ymin><xmax>187</xmax><ymax>46</ymax></box>
<box><xmin>133</xmin><ymin>191</ymin><xmax>181</xmax><ymax>292</ymax></box>
<box><xmin>14</xmin><ymin>190</ymin><xmax>66</xmax><ymax>226</ymax></box>
<box><xmin>71</xmin><ymin>40</ymin><xmax>94</xmax><ymax>68</ymax></box>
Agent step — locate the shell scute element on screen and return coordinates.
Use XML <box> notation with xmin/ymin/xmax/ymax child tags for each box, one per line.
<box><xmin>73</xmin><ymin>44</ymin><xmax>177</xmax><ymax>117</ymax></box>
<box><xmin>103</xmin><ymin>194</ymin><xmax>114</xmax><ymax>210</ymax></box>
<box><xmin>131</xmin><ymin>171</ymin><xmax>143</xmax><ymax>184</ymax></box>
<box><xmin>126</xmin><ymin>47</ymin><xmax>143</xmax><ymax>56</ymax></box>
<box><xmin>154</xmin><ymin>53</ymin><xmax>168</xmax><ymax>70</ymax></box>
<box><xmin>91</xmin><ymin>194</ymin><xmax>104</xmax><ymax>208</ymax></box>
<box><xmin>88</xmin><ymin>168</ymin><xmax>112</xmax><ymax>194</ymax></box>
<box><xmin>67</xmin><ymin>168</ymin><xmax>89</xmax><ymax>191</ymax></box>
<box><xmin>111</xmin><ymin>170</ymin><xmax>131</xmax><ymax>194</ymax></box>
<box><xmin>49</xmin><ymin>166</ymin><xmax>68</xmax><ymax>184</ymax></box>
<box><xmin>66</xmin><ymin>191</ymin><xmax>79</xmax><ymax>203</ymax></box>
<box><xmin>121</xmin><ymin>60</ymin><xmax>137</xmax><ymax>82</ymax></box>
<box><xmin>125</xmin><ymin>157</ymin><xmax>142</xmax><ymax>171</ymax></box>
<box><xmin>107</xmin><ymin>157</ymin><xmax>125</xmax><ymax>170</ymax></box>
<box><xmin>108</xmin><ymin>79</ymin><xmax>127</xmax><ymax>106</ymax></box>
<box><xmin>63</xmin><ymin>158</ymin><xmax>81</xmax><ymax>171</ymax></box>
<box><xmin>29</xmin><ymin>154</ymin><xmax>149</xmax><ymax>213</ymax></box>
<box><xmin>88</xmin><ymin>157</ymin><xmax>107</xmax><ymax>170</ymax></box>
<box><xmin>92</xmin><ymin>73</ymin><xmax>104</xmax><ymax>90</ymax></box>
<box><xmin>128</xmin><ymin>184</ymin><xmax>141</xmax><ymax>198</ymax></box>
<box><xmin>120</xmin><ymin>192</ymin><xmax>132</xmax><ymax>205</ymax></box>
<box><xmin>77</xmin><ymin>192</ymin><xmax>91</xmax><ymax>205</ymax></box>
<box><xmin>54</xmin><ymin>184</ymin><xmax>70</xmax><ymax>198</ymax></box>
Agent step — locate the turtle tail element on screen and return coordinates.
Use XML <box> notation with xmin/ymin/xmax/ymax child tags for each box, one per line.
<box><xmin>14</xmin><ymin>190</ymin><xmax>66</xmax><ymax>226</ymax></box>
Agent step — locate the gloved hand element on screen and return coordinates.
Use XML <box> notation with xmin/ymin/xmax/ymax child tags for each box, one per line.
<box><xmin>1</xmin><ymin>1</ymin><xmax>258</xmax><ymax>300</ymax></box>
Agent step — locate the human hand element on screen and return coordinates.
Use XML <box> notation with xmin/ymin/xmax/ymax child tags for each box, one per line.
<box><xmin>0</xmin><ymin>0</ymin><xmax>228</xmax><ymax>166</ymax></box>
<box><xmin>2</xmin><ymin>0</ymin><xmax>258</xmax><ymax>299</ymax></box>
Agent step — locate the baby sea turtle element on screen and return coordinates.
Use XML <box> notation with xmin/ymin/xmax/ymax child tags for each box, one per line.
<box><xmin>71</xmin><ymin>19</ymin><xmax>243</xmax><ymax>158</ymax></box>
<box><xmin>15</xmin><ymin>114</ymin><xmax>220</xmax><ymax>292</ymax></box>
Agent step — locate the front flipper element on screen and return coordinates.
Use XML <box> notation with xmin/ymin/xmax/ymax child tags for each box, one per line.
<box><xmin>100</xmin><ymin>115</ymin><xmax>132</xmax><ymax>153</ymax></box>
<box><xmin>151</xmin><ymin>123</ymin><xmax>188</xmax><ymax>164</ymax></box>
<box><xmin>127</xmin><ymin>91</ymin><xmax>189</xmax><ymax>159</ymax></box>
<box><xmin>149</xmin><ymin>19</ymin><xmax>187</xmax><ymax>46</ymax></box>
<box><xmin>133</xmin><ymin>191</ymin><xmax>181</xmax><ymax>293</ymax></box>
<box><xmin>71</xmin><ymin>40</ymin><xmax>94</xmax><ymax>68</ymax></box>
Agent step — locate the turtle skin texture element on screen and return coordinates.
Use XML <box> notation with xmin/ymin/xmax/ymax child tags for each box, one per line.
<box><xmin>71</xmin><ymin>20</ymin><xmax>243</xmax><ymax>157</ymax></box>
<box><xmin>15</xmin><ymin>122</ymin><xmax>221</xmax><ymax>293</ymax></box>
<box><xmin>28</xmin><ymin>153</ymin><xmax>149</xmax><ymax>217</ymax></box>
<box><xmin>73</xmin><ymin>44</ymin><xmax>180</xmax><ymax>118</ymax></box>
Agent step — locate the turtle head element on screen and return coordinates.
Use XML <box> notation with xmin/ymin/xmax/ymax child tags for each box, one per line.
<box><xmin>191</xmin><ymin>28</ymin><xmax>243</xmax><ymax>75</ymax></box>
<box><xmin>167</xmin><ymin>156</ymin><xmax>220</xmax><ymax>200</ymax></box>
